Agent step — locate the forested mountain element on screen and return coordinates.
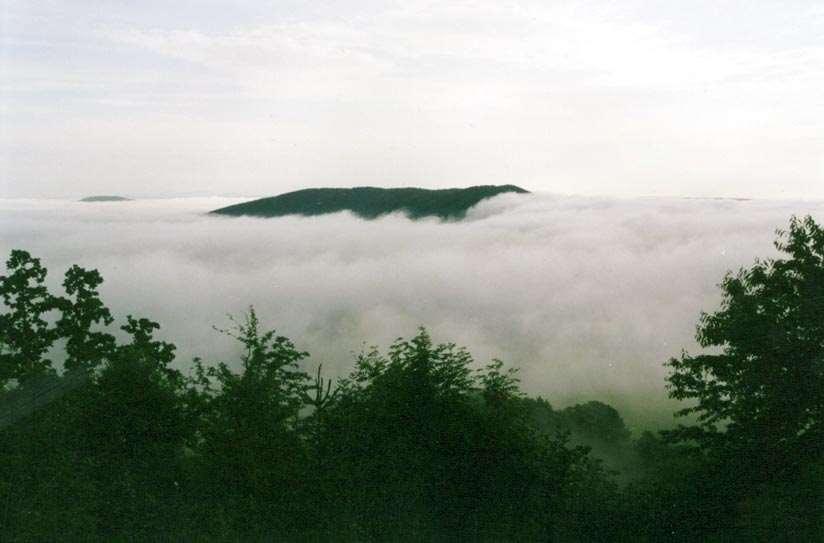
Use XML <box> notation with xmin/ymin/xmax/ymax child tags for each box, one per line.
<box><xmin>210</xmin><ymin>185</ymin><xmax>529</xmax><ymax>220</ymax></box>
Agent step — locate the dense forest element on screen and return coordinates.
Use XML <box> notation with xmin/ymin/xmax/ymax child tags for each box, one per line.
<box><xmin>210</xmin><ymin>185</ymin><xmax>529</xmax><ymax>220</ymax></box>
<box><xmin>1</xmin><ymin>216</ymin><xmax>823</xmax><ymax>541</ymax></box>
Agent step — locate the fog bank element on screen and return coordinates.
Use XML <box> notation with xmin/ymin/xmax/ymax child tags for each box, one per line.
<box><xmin>3</xmin><ymin>193</ymin><xmax>823</xmax><ymax>428</ymax></box>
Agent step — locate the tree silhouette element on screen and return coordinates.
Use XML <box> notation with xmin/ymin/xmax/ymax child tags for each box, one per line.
<box><xmin>190</xmin><ymin>307</ymin><xmax>312</xmax><ymax>537</ymax></box>
<box><xmin>0</xmin><ymin>250</ymin><xmax>60</xmax><ymax>386</ymax></box>
<box><xmin>56</xmin><ymin>265</ymin><xmax>116</xmax><ymax>374</ymax></box>
<box><xmin>666</xmin><ymin>216</ymin><xmax>824</xmax><ymax>474</ymax></box>
<box><xmin>82</xmin><ymin>315</ymin><xmax>191</xmax><ymax>536</ymax></box>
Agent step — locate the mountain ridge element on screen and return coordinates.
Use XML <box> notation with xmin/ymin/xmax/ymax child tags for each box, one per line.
<box><xmin>210</xmin><ymin>185</ymin><xmax>529</xmax><ymax>220</ymax></box>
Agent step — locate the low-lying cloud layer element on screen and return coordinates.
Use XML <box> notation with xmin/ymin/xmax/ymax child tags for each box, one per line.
<box><xmin>3</xmin><ymin>193</ymin><xmax>823</xmax><ymax>428</ymax></box>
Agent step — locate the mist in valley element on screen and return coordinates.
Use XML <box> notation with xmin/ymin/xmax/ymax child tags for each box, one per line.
<box><xmin>4</xmin><ymin>191</ymin><xmax>822</xmax><ymax>429</ymax></box>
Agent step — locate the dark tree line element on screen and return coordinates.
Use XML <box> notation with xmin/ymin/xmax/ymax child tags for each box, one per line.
<box><xmin>1</xmin><ymin>216</ymin><xmax>823</xmax><ymax>541</ymax></box>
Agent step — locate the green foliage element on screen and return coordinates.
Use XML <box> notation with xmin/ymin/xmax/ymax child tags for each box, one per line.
<box><xmin>666</xmin><ymin>215</ymin><xmax>824</xmax><ymax>473</ymax></box>
<box><xmin>81</xmin><ymin>315</ymin><xmax>191</xmax><ymax>536</ymax></box>
<box><xmin>0</xmin><ymin>251</ymin><xmax>118</xmax><ymax>387</ymax></box>
<box><xmin>187</xmin><ymin>308</ymin><xmax>312</xmax><ymax>536</ymax></box>
<box><xmin>649</xmin><ymin>215</ymin><xmax>824</xmax><ymax>539</ymax></box>
<box><xmin>56</xmin><ymin>265</ymin><xmax>115</xmax><ymax>373</ymax></box>
<box><xmin>195</xmin><ymin>308</ymin><xmax>310</xmax><ymax>431</ymax></box>
<box><xmin>522</xmin><ymin>397</ymin><xmax>633</xmax><ymax>470</ymax></box>
<box><xmin>314</xmin><ymin>329</ymin><xmax>591</xmax><ymax>539</ymax></box>
<box><xmin>0</xmin><ymin>250</ymin><xmax>60</xmax><ymax>385</ymax></box>
<box><xmin>211</xmin><ymin>184</ymin><xmax>529</xmax><ymax>221</ymax></box>
<box><xmin>560</xmin><ymin>401</ymin><xmax>632</xmax><ymax>445</ymax></box>
<box><xmin>480</xmin><ymin>358</ymin><xmax>522</xmax><ymax>406</ymax></box>
<box><xmin>0</xmin><ymin>251</ymin><xmax>192</xmax><ymax>539</ymax></box>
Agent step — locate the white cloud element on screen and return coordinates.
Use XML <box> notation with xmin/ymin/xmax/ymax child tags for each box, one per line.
<box><xmin>3</xmin><ymin>1</ymin><xmax>824</xmax><ymax>199</ymax></box>
<box><xmin>2</xmin><ymin>193</ymin><xmax>823</xmax><ymax>427</ymax></box>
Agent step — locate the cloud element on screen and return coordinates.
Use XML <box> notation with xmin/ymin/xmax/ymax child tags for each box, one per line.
<box><xmin>99</xmin><ymin>2</ymin><xmax>824</xmax><ymax>96</ymax></box>
<box><xmin>3</xmin><ymin>1</ymin><xmax>824</xmax><ymax>199</ymax></box>
<box><xmin>2</xmin><ymin>193</ymin><xmax>823</xmax><ymax>427</ymax></box>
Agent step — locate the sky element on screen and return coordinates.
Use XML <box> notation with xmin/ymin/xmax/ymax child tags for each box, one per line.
<box><xmin>2</xmin><ymin>1</ymin><xmax>824</xmax><ymax>199</ymax></box>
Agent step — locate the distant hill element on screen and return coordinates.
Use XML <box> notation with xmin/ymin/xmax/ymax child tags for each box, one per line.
<box><xmin>80</xmin><ymin>196</ymin><xmax>132</xmax><ymax>202</ymax></box>
<box><xmin>210</xmin><ymin>185</ymin><xmax>529</xmax><ymax>220</ymax></box>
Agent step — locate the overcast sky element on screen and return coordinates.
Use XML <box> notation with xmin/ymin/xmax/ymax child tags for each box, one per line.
<box><xmin>2</xmin><ymin>1</ymin><xmax>824</xmax><ymax>199</ymax></box>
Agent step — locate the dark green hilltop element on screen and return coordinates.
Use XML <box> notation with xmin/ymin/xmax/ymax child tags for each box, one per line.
<box><xmin>80</xmin><ymin>195</ymin><xmax>132</xmax><ymax>202</ymax></box>
<box><xmin>210</xmin><ymin>185</ymin><xmax>529</xmax><ymax>220</ymax></box>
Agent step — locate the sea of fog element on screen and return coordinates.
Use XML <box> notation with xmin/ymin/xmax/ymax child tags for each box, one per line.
<box><xmin>3</xmin><ymin>193</ymin><xmax>823</xmax><ymax>429</ymax></box>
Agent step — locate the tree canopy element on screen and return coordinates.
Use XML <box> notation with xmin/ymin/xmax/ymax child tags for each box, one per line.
<box><xmin>666</xmin><ymin>216</ymin><xmax>824</xmax><ymax>473</ymax></box>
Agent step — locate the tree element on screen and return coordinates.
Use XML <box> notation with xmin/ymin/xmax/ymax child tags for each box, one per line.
<box><xmin>666</xmin><ymin>215</ymin><xmax>824</xmax><ymax>474</ymax></box>
<box><xmin>190</xmin><ymin>308</ymin><xmax>312</xmax><ymax>537</ymax></box>
<box><xmin>0</xmin><ymin>250</ymin><xmax>60</xmax><ymax>386</ymax></box>
<box><xmin>79</xmin><ymin>315</ymin><xmax>192</xmax><ymax>537</ymax></box>
<box><xmin>56</xmin><ymin>265</ymin><xmax>116</xmax><ymax>374</ymax></box>
<box><xmin>558</xmin><ymin>401</ymin><xmax>632</xmax><ymax>445</ymax></box>
<box><xmin>315</xmin><ymin>329</ymin><xmax>594</xmax><ymax>540</ymax></box>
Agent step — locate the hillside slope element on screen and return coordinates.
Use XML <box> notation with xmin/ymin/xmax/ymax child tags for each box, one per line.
<box><xmin>211</xmin><ymin>185</ymin><xmax>529</xmax><ymax>220</ymax></box>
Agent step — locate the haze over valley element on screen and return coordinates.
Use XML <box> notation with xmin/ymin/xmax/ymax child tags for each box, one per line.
<box><xmin>4</xmin><ymin>1</ymin><xmax>824</xmax><ymax>537</ymax></box>
<box><xmin>4</xmin><ymin>191</ymin><xmax>822</xmax><ymax>428</ymax></box>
